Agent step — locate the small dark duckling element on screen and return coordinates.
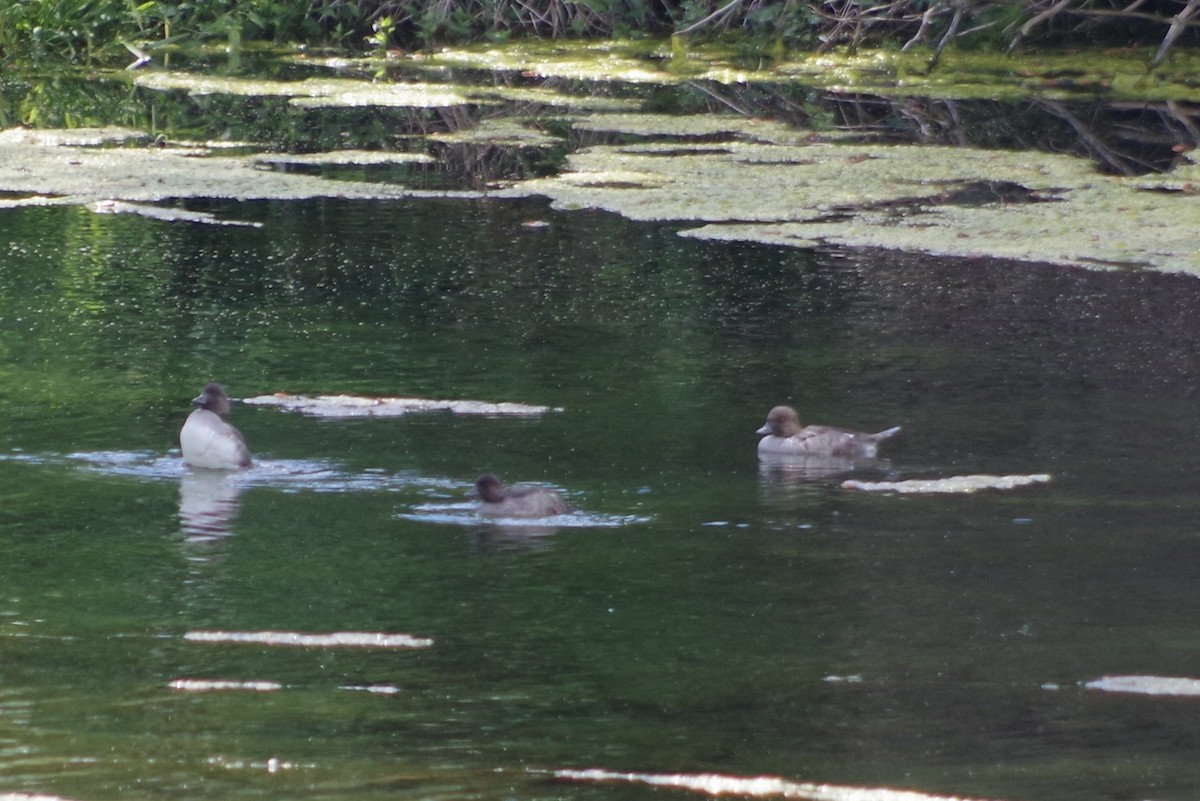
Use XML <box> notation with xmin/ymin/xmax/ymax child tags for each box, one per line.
<box><xmin>473</xmin><ymin>474</ymin><xmax>572</xmax><ymax>518</ymax></box>
<box><xmin>180</xmin><ymin>383</ymin><xmax>252</xmax><ymax>470</ymax></box>
<box><xmin>756</xmin><ymin>405</ymin><xmax>900</xmax><ymax>459</ymax></box>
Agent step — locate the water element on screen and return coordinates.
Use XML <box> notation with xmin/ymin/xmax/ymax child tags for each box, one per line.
<box><xmin>3</xmin><ymin>195</ymin><xmax>1200</xmax><ymax>801</ymax></box>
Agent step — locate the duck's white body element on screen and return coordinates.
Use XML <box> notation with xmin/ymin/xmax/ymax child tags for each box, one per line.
<box><xmin>756</xmin><ymin>405</ymin><xmax>899</xmax><ymax>459</ymax></box>
<box><xmin>180</xmin><ymin>384</ymin><xmax>252</xmax><ymax>470</ymax></box>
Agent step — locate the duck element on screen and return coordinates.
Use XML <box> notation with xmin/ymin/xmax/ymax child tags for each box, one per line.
<box><xmin>180</xmin><ymin>383</ymin><xmax>252</xmax><ymax>470</ymax></box>
<box><xmin>473</xmin><ymin>474</ymin><xmax>573</xmax><ymax>518</ymax></box>
<box><xmin>756</xmin><ymin>405</ymin><xmax>900</xmax><ymax>459</ymax></box>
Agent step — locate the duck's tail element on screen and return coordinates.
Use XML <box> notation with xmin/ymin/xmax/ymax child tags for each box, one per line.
<box><xmin>872</xmin><ymin>426</ymin><xmax>902</xmax><ymax>441</ymax></box>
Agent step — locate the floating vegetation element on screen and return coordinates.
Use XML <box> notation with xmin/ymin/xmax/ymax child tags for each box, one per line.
<box><xmin>841</xmin><ymin>474</ymin><xmax>1052</xmax><ymax>494</ymax></box>
<box><xmin>251</xmin><ymin>150</ymin><xmax>434</xmax><ymax>167</ymax></box>
<box><xmin>183</xmin><ymin>630</ymin><xmax>433</xmax><ymax>648</ymax></box>
<box><xmin>570</xmin><ymin>112</ymin><xmax>810</xmax><ymax>143</ymax></box>
<box><xmin>134</xmin><ymin>73</ymin><xmax>471</xmax><ymax>109</ymax></box>
<box><xmin>552</xmin><ymin>768</ymin><xmax>1008</xmax><ymax>801</ymax></box>
<box><xmin>429</xmin><ymin>118</ymin><xmax>563</xmax><ymax>147</ymax></box>
<box><xmin>1084</xmin><ymin>675</ymin><xmax>1200</xmax><ymax>697</ymax></box>
<box><xmin>6</xmin><ymin>44</ymin><xmax>1200</xmax><ymax>272</ymax></box>
<box><xmin>471</xmin><ymin>85</ymin><xmax>641</xmax><ymax>112</ymax></box>
<box><xmin>169</xmin><ymin>679</ymin><xmax>283</xmax><ymax>692</ymax></box>
<box><xmin>0</xmin><ymin>126</ymin><xmax>151</xmax><ymax>147</ymax></box>
<box><xmin>427</xmin><ymin>41</ymin><xmax>685</xmax><ymax>85</ymax></box>
<box><xmin>425</xmin><ymin>43</ymin><xmax>1200</xmax><ymax>104</ymax></box>
<box><xmin>243</xmin><ymin>393</ymin><xmax>562</xmax><ymax>417</ymax></box>
<box><xmin>501</xmin><ymin>121</ymin><xmax>1200</xmax><ymax>274</ymax></box>
<box><xmin>510</xmin><ymin>137</ymin><xmax>1096</xmax><ymax>222</ymax></box>
<box><xmin>0</xmin><ymin>125</ymin><xmax>468</xmax><ymax>206</ymax></box>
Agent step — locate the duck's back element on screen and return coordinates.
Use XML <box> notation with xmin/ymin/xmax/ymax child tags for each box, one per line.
<box><xmin>759</xmin><ymin>424</ymin><xmax>899</xmax><ymax>459</ymax></box>
<box><xmin>479</xmin><ymin>484</ymin><xmax>571</xmax><ymax>518</ymax></box>
<box><xmin>181</xmin><ymin>409</ymin><xmax>252</xmax><ymax>470</ymax></box>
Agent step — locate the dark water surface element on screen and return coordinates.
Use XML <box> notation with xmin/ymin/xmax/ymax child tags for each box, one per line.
<box><xmin>3</xmin><ymin>198</ymin><xmax>1200</xmax><ymax>801</ymax></box>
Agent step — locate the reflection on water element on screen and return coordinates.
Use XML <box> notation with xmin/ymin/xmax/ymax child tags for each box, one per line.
<box><xmin>179</xmin><ymin>470</ymin><xmax>245</xmax><ymax>543</ymax></box>
<box><xmin>757</xmin><ymin>453</ymin><xmax>896</xmax><ymax>483</ymax></box>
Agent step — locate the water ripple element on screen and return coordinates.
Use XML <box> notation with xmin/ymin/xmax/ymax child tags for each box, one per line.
<box><xmin>399</xmin><ymin>501</ymin><xmax>652</xmax><ymax>530</ymax></box>
<box><xmin>49</xmin><ymin>450</ymin><xmax>470</xmax><ymax>495</ymax></box>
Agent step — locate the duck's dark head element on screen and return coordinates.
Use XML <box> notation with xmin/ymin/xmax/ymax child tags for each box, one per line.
<box><xmin>473</xmin><ymin>474</ymin><xmax>507</xmax><ymax>503</ymax></box>
<box><xmin>193</xmin><ymin>383</ymin><xmax>232</xmax><ymax>418</ymax></box>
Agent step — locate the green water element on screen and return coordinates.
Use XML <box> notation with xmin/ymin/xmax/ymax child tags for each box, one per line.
<box><xmin>4</xmin><ymin>198</ymin><xmax>1200</xmax><ymax>801</ymax></box>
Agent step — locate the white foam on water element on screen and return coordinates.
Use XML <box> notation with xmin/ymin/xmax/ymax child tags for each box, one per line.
<box><xmin>552</xmin><ymin>768</ymin><xmax>1009</xmax><ymax>801</ymax></box>
<box><xmin>206</xmin><ymin>755</ymin><xmax>312</xmax><ymax>773</ymax></box>
<box><xmin>242</xmin><ymin>392</ymin><xmax>562</xmax><ymax>418</ymax></box>
<box><xmin>183</xmin><ymin>630</ymin><xmax>433</xmax><ymax>649</ymax></box>
<box><xmin>401</xmin><ymin>502</ymin><xmax>650</xmax><ymax>530</ymax></box>
<box><xmin>60</xmin><ymin>450</ymin><xmax>468</xmax><ymax>495</ymax></box>
<box><xmin>339</xmin><ymin>684</ymin><xmax>402</xmax><ymax>695</ymax></box>
<box><xmin>1084</xmin><ymin>675</ymin><xmax>1200</xmax><ymax>696</ymax></box>
<box><xmin>841</xmin><ymin>474</ymin><xmax>1051</xmax><ymax>494</ymax></box>
<box><xmin>169</xmin><ymin>678</ymin><xmax>283</xmax><ymax>692</ymax></box>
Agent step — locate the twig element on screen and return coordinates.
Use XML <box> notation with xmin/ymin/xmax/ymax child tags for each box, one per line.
<box><xmin>1036</xmin><ymin>99</ymin><xmax>1142</xmax><ymax>175</ymax></box>
<box><xmin>1151</xmin><ymin>0</ymin><xmax>1200</xmax><ymax>68</ymax></box>
<box><xmin>903</xmin><ymin>2</ymin><xmax>946</xmax><ymax>51</ymax></box>
<box><xmin>675</xmin><ymin>0</ymin><xmax>745</xmax><ymax>37</ymax></box>
<box><xmin>687</xmin><ymin>81</ymin><xmax>752</xmax><ymax>117</ymax></box>
<box><xmin>1009</xmin><ymin>0</ymin><xmax>1077</xmax><ymax>52</ymax></box>
<box><xmin>929</xmin><ymin>2</ymin><xmax>965</xmax><ymax>69</ymax></box>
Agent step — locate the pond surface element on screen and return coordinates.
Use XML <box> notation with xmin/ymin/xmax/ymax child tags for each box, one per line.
<box><xmin>4</xmin><ymin>191</ymin><xmax>1200</xmax><ymax>801</ymax></box>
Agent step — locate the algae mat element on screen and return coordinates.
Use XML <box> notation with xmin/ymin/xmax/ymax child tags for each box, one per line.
<box><xmin>1</xmin><ymin>110</ymin><xmax>1197</xmax><ymax>273</ymax></box>
<box><xmin>506</xmin><ymin>132</ymin><xmax>1200</xmax><ymax>274</ymax></box>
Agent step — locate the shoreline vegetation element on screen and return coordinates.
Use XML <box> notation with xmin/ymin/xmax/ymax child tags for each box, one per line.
<box><xmin>2</xmin><ymin>0</ymin><xmax>1199</xmax><ymax>68</ymax></box>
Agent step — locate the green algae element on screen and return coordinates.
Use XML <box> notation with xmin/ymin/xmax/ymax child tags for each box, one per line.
<box><xmin>0</xmin><ymin>126</ymin><xmax>480</xmax><ymax>209</ymax></box>
<box><xmin>424</xmin><ymin>40</ymin><xmax>1200</xmax><ymax>103</ymax></box>
<box><xmin>133</xmin><ymin>72</ymin><xmax>473</xmax><ymax>108</ymax></box>
<box><xmin>252</xmin><ymin>150</ymin><xmax>434</xmax><ymax>167</ymax></box>
<box><xmin>490</xmin><ymin>115</ymin><xmax>1200</xmax><ymax>274</ymax></box>
<box><xmin>3</xmin><ymin>112</ymin><xmax>1198</xmax><ymax>273</ymax></box>
<box><xmin>6</xmin><ymin>35</ymin><xmax>1200</xmax><ymax>275</ymax></box>
<box><xmin>569</xmin><ymin>112</ymin><xmax>813</xmax><ymax>143</ymax></box>
<box><xmin>429</xmin><ymin>117</ymin><xmax>563</xmax><ymax>147</ymax></box>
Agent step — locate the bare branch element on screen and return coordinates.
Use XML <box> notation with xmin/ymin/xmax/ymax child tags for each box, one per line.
<box><xmin>1009</xmin><ymin>0</ymin><xmax>1077</xmax><ymax>52</ymax></box>
<box><xmin>675</xmin><ymin>0</ymin><xmax>745</xmax><ymax>37</ymax></box>
<box><xmin>1152</xmin><ymin>0</ymin><xmax>1200</xmax><ymax>68</ymax></box>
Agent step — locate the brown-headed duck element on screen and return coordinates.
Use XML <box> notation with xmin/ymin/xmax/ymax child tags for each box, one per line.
<box><xmin>756</xmin><ymin>405</ymin><xmax>900</xmax><ymax>459</ymax></box>
<box><xmin>473</xmin><ymin>474</ymin><xmax>572</xmax><ymax>518</ymax></box>
<box><xmin>180</xmin><ymin>383</ymin><xmax>252</xmax><ymax>470</ymax></box>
